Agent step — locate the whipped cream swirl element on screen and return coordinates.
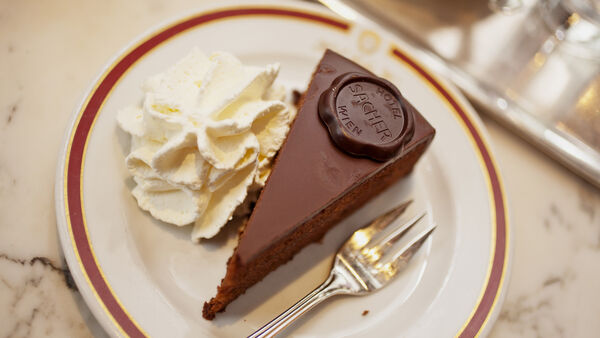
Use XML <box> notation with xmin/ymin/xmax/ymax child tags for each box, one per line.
<box><xmin>117</xmin><ymin>49</ymin><xmax>295</xmax><ymax>241</ymax></box>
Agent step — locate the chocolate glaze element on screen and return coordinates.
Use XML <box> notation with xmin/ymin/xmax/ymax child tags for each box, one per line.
<box><xmin>236</xmin><ymin>50</ymin><xmax>435</xmax><ymax>264</ymax></box>
<box><xmin>318</xmin><ymin>72</ymin><xmax>415</xmax><ymax>161</ymax></box>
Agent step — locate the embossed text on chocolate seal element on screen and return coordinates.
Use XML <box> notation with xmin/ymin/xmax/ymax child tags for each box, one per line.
<box><xmin>318</xmin><ymin>72</ymin><xmax>415</xmax><ymax>161</ymax></box>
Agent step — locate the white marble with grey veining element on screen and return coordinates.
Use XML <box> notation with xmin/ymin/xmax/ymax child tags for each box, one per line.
<box><xmin>0</xmin><ymin>0</ymin><xmax>599</xmax><ymax>337</ymax></box>
<box><xmin>484</xmin><ymin>116</ymin><xmax>600</xmax><ymax>338</ymax></box>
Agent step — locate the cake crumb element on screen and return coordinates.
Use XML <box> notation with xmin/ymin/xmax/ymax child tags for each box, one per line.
<box><xmin>362</xmin><ymin>310</ymin><xmax>369</xmax><ymax>316</ymax></box>
<box><xmin>291</xmin><ymin>89</ymin><xmax>303</xmax><ymax>106</ymax></box>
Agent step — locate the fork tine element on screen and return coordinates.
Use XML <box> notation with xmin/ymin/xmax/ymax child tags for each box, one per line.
<box><xmin>368</xmin><ymin>200</ymin><xmax>413</xmax><ymax>231</ymax></box>
<box><xmin>368</xmin><ymin>211</ymin><xmax>427</xmax><ymax>251</ymax></box>
<box><xmin>347</xmin><ymin>201</ymin><xmax>412</xmax><ymax>250</ymax></box>
<box><xmin>387</xmin><ymin>225</ymin><xmax>436</xmax><ymax>267</ymax></box>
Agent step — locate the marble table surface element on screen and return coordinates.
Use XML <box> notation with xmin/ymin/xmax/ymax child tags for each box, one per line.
<box><xmin>1</xmin><ymin>0</ymin><xmax>599</xmax><ymax>337</ymax></box>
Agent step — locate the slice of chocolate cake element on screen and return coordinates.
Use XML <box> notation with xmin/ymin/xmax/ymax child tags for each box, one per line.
<box><xmin>203</xmin><ymin>49</ymin><xmax>435</xmax><ymax>319</ymax></box>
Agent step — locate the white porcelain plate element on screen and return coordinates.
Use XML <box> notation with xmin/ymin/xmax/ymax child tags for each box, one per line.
<box><xmin>55</xmin><ymin>2</ymin><xmax>511</xmax><ymax>337</ymax></box>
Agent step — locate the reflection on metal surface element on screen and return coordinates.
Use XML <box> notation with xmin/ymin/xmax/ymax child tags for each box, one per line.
<box><xmin>533</xmin><ymin>52</ymin><xmax>547</xmax><ymax>68</ymax></box>
<box><xmin>561</xmin><ymin>76</ymin><xmax>600</xmax><ymax>151</ymax></box>
<box><xmin>319</xmin><ymin>0</ymin><xmax>359</xmax><ymax>21</ymax></box>
<box><xmin>489</xmin><ymin>0</ymin><xmax>524</xmax><ymax>14</ymax></box>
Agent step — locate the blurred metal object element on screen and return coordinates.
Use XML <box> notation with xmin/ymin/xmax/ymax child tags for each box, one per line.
<box><xmin>319</xmin><ymin>0</ymin><xmax>600</xmax><ymax>187</ymax></box>
<box><xmin>540</xmin><ymin>0</ymin><xmax>600</xmax><ymax>58</ymax></box>
<box><xmin>489</xmin><ymin>0</ymin><xmax>524</xmax><ymax>14</ymax></box>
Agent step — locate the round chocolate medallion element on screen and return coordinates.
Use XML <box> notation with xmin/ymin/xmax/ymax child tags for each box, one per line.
<box><xmin>318</xmin><ymin>72</ymin><xmax>415</xmax><ymax>161</ymax></box>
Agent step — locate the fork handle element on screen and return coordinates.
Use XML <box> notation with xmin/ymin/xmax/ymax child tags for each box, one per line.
<box><xmin>248</xmin><ymin>271</ymin><xmax>348</xmax><ymax>338</ymax></box>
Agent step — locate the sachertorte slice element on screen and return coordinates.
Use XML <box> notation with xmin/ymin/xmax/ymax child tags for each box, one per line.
<box><xmin>203</xmin><ymin>49</ymin><xmax>435</xmax><ymax>319</ymax></box>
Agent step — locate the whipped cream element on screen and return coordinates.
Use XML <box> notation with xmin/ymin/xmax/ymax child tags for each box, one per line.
<box><xmin>117</xmin><ymin>48</ymin><xmax>295</xmax><ymax>241</ymax></box>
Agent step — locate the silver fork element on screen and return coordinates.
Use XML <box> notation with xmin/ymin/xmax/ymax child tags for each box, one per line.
<box><xmin>248</xmin><ymin>200</ymin><xmax>436</xmax><ymax>338</ymax></box>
